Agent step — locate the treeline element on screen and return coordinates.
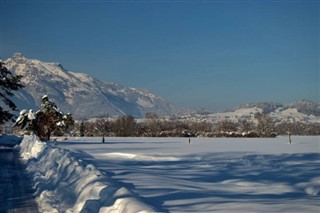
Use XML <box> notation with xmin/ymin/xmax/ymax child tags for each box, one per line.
<box><xmin>72</xmin><ymin>113</ymin><xmax>320</xmax><ymax>138</ymax></box>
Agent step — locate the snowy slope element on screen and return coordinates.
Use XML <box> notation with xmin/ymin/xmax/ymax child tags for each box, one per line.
<box><xmin>4</xmin><ymin>53</ymin><xmax>180</xmax><ymax>119</ymax></box>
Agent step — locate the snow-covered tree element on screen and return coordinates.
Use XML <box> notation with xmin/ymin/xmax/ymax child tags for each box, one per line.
<box><xmin>0</xmin><ymin>61</ymin><xmax>24</xmax><ymax>124</ymax></box>
<box><xmin>14</xmin><ymin>95</ymin><xmax>74</xmax><ymax>140</ymax></box>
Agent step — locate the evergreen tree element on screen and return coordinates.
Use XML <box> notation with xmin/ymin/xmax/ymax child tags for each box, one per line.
<box><xmin>0</xmin><ymin>61</ymin><xmax>24</xmax><ymax>124</ymax></box>
<box><xmin>14</xmin><ymin>95</ymin><xmax>74</xmax><ymax>140</ymax></box>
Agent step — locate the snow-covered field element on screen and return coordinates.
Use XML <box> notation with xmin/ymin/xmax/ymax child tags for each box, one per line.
<box><xmin>10</xmin><ymin>135</ymin><xmax>319</xmax><ymax>212</ymax></box>
<box><xmin>46</xmin><ymin>136</ymin><xmax>320</xmax><ymax>213</ymax></box>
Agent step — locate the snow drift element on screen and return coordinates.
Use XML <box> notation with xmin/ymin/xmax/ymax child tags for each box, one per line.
<box><xmin>18</xmin><ymin>135</ymin><xmax>155</xmax><ymax>213</ymax></box>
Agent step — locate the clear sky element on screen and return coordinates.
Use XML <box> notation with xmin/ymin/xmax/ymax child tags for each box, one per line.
<box><xmin>1</xmin><ymin>0</ymin><xmax>319</xmax><ymax>111</ymax></box>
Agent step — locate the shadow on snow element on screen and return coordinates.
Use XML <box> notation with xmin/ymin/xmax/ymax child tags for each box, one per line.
<box><xmin>58</xmin><ymin>146</ymin><xmax>320</xmax><ymax>212</ymax></box>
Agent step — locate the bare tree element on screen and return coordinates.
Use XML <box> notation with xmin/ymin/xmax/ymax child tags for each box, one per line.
<box><xmin>113</xmin><ymin>116</ymin><xmax>137</xmax><ymax>137</ymax></box>
<box><xmin>255</xmin><ymin>112</ymin><xmax>276</xmax><ymax>137</ymax></box>
<box><xmin>94</xmin><ymin>119</ymin><xmax>111</xmax><ymax>142</ymax></box>
<box><xmin>240</xmin><ymin>119</ymin><xmax>254</xmax><ymax>133</ymax></box>
<box><xmin>218</xmin><ymin>120</ymin><xmax>238</xmax><ymax>133</ymax></box>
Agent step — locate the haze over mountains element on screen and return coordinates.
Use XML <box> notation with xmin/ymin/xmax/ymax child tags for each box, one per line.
<box><xmin>3</xmin><ymin>53</ymin><xmax>319</xmax><ymax>123</ymax></box>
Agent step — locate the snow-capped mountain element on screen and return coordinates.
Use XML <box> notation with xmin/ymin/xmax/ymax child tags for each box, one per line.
<box><xmin>4</xmin><ymin>53</ymin><xmax>180</xmax><ymax>119</ymax></box>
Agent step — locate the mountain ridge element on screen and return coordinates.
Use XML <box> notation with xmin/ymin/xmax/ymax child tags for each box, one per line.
<box><xmin>4</xmin><ymin>53</ymin><xmax>180</xmax><ymax>119</ymax></box>
<box><xmin>3</xmin><ymin>53</ymin><xmax>319</xmax><ymax>121</ymax></box>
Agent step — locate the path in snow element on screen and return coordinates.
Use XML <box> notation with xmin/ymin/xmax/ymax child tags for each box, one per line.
<box><xmin>0</xmin><ymin>146</ymin><xmax>39</xmax><ymax>213</ymax></box>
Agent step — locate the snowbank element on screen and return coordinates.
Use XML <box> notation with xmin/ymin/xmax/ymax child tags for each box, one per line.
<box><xmin>0</xmin><ymin>134</ymin><xmax>22</xmax><ymax>146</ymax></box>
<box><xmin>19</xmin><ymin>135</ymin><xmax>155</xmax><ymax>213</ymax></box>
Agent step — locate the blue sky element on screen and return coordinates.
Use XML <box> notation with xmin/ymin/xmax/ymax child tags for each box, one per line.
<box><xmin>1</xmin><ymin>0</ymin><xmax>319</xmax><ymax>111</ymax></box>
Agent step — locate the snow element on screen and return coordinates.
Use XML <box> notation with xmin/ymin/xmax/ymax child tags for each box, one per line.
<box><xmin>14</xmin><ymin>135</ymin><xmax>320</xmax><ymax>212</ymax></box>
<box><xmin>44</xmin><ymin>136</ymin><xmax>320</xmax><ymax>213</ymax></box>
<box><xmin>18</xmin><ymin>135</ymin><xmax>155</xmax><ymax>213</ymax></box>
<box><xmin>271</xmin><ymin>108</ymin><xmax>318</xmax><ymax>123</ymax></box>
<box><xmin>137</xmin><ymin>97</ymin><xmax>154</xmax><ymax>108</ymax></box>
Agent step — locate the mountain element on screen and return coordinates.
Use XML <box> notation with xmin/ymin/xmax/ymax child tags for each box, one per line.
<box><xmin>4</xmin><ymin>53</ymin><xmax>180</xmax><ymax>119</ymax></box>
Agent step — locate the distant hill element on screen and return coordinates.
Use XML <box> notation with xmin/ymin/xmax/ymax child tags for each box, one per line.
<box><xmin>238</xmin><ymin>101</ymin><xmax>320</xmax><ymax>116</ymax></box>
<box><xmin>180</xmin><ymin>101</ymin><xmax>320</xmax><ymax>124</ymax></box>
<box><xmin>285</xmin><ymin>100</ymin><xmax>320</xmax><ymax>116</ymax></box>
<box><xmin>237</xmin><ymin>102</ymin><xmax>283</xmax><ymax>114</ymax></box>
<box><xmin>4</xmin><ymin>53</ymin><xmax>181</xmax><ymax>119</ymax></box>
